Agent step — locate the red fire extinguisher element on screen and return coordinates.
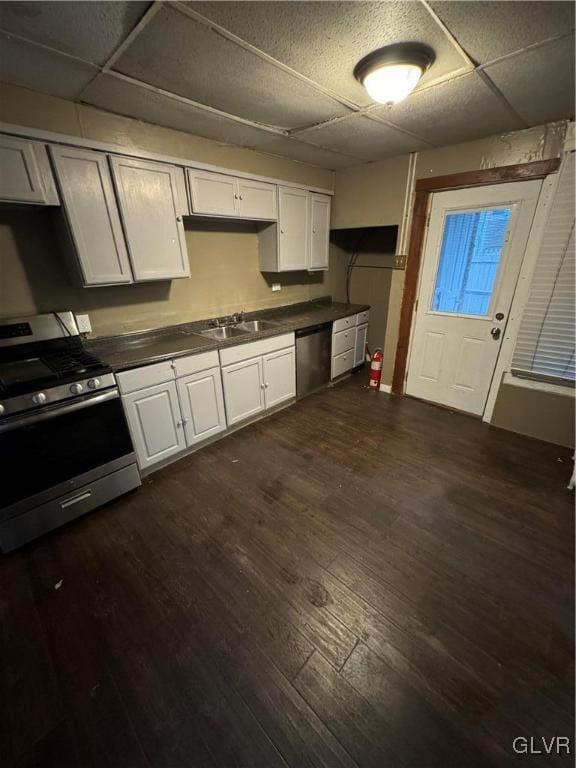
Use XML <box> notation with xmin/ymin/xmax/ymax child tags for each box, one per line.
<box><xmin>368</xmin><ymin>348</ymin><xmax>383</xmax><ymax>389</ymax></box>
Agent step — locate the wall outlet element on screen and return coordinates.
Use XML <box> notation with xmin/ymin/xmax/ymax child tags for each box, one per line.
<box><xmin>76</xmin><ymin>313</ymin><xmax>92</xmax><ymax>334</ymax></box>
<box><xmin>271</xmin><ymin>283</ymin><xmax>282</xmax><ymax>292</ymax></box>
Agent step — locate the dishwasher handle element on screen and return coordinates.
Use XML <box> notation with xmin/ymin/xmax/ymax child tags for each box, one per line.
<box><xmin>295</xmin><ymin>322</ymin><xmax>332</xmax><ymax>338</ymax></box>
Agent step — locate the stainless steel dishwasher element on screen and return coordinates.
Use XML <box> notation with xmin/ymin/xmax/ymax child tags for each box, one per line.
<box><xmin>296</xmin><ymin>322</ymin><xmax>332</xmax><ymax>397</ymax></box>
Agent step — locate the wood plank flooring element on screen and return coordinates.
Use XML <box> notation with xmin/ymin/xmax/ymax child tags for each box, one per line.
<box><xmin>1</xmin><ymin>371</ymin><xmax>574</xmax><ymax>767</ymax></box>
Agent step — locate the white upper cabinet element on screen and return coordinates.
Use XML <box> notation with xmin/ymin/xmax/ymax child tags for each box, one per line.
<box><xmin>309</xmin><ymin>194</ymin><xmax>331</xmax><ymax>270</ymax></box>
<box><xmin>0</xmin><ymin>135</ymin><xmax>58</xmax><ymax>205</ymax></box>
<box><xmin>188</xmin><ymin>169</ymin><xmax>277</xmax><ymax>220</ymax></box>
<box><xmin>237</xmin><ymin>179</ymin><xmax>277</xmax><ymax>220</ymax></box>
<box><xmin>188</xmin><ymin>169</ymin><xmax>238</xmax><ymax>217</ymax></box>
<box><xmin>277</xmin><ymin>186</ymin><xmax>310</xmax><ymax>270</ymax></box>
<box><xmin>110</xmin><ymin>156</ymin><xmax>191</xmax><ymax>282</ymax></box>
<box><xmin>50</xmin><ymin>145</ymin><xmax>133</xmax><ymax>286</ymax></box>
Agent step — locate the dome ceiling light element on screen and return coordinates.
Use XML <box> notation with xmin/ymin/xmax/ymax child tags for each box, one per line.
<box><xmin>354</xmin><ymin>43</ymin><xmax>435</xmax><ymax>105</ymax></box>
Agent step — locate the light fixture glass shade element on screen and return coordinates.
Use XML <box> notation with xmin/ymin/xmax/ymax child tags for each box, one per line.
<box><xmin>362</xmin><ymin>63</ymin><xmax>423</xmax><ymax>105</ymax></box>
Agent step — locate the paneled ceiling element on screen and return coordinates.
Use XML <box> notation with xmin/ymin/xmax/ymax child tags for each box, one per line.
<box><xmin>0</xmin><ymin>1</ymin><xmax>574</xmax><ymax>169</ymax></box>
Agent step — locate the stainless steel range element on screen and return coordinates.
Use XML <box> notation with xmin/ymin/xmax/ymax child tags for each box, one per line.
<box><xmin>0</xmin><ymin>312</ymin><xmax>141</xmax><ymax>552</ymax></box>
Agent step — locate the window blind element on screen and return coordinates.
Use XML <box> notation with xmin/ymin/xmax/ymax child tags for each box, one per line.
<box><xmin>512</xmin><ymin>151</ymin><xmax>575</xmax><ymax>384</ymax></box>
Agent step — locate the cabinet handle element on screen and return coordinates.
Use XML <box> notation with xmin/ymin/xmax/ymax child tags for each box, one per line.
<box><xmin>312</xmin><ymin>229</ymin><xmax>317</xmax><ymax>234</ymax></box>
<box><xmin>234</xmin><ymin>194</ymin><xmax>238</xmax><ymax>199</ymax></box>
<box><xmin>280</xmin><ymin>229</ymin><xmax>285</xmax><ymax>234</ymax></box>
<box><xmin>239</xmin><ymin>195</ymin><xmax>243</xmax><ymax>200</ymax></box>
<box><xmin>176</xmin><ymin>216</ymin><xmax>182</xmax><ymax>222</ymax></box>
<box><xmin>265</xmin><ymin>383</ymin><xmax>269</xmax><ymax>388</ymax></box>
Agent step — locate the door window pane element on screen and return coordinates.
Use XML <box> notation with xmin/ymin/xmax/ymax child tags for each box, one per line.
<box><xmin>432</xmin><ymin>207</ymin><xmax>512</xmax><ymax>315</ymax></box>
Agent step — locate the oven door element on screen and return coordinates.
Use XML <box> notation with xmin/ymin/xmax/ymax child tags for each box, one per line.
<box><xmin>0</xmin><ymin>388</ymin><xmax>136</xmax><ymax>519</ymax></box>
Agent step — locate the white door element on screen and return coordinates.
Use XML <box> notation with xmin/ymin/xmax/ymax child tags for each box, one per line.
<box><xmin>123</xmin><ymin>381</ymin><xmax>185</xmax><ymax>469</ymax></box>
<box><xmin>0</xmin><ymin>135</ymin><xmax>47</xmax><ymax>203</ymax></box>
<box><xmin>50</xmin><ymin>146</ymin><xmax>133</xmax><ymax>285</ymax></box>
<box><xmin>188</xmin><ymin>170</ymin><xmax>238</xmax><ymax>217</ymax></box>
<box><xmin>177</xmin><ymin>366</ymin><xmax>227</xmax><ymax>446</ymax></box>
<box><xmin>110</xmin><ymin>156</ymin><xmax>190</xmax><ymax>281</ymax></box>
<box><xmin>221</xmin><ymin>356</ymin><xmax>265</xmax><ymax>425</ymax></box>
<box><xmin>238</xmin><ymin>179</ymin><xmax>277</xmax><ymax>220</ymax></box>
<box><xmin>406</xmin><ymin>180</ymin><xmax>542</xmax><ymax>415</ymax></box>
<box><xmin>263</xmin><ymin>347</ymin><xmax>296</xmax><ymax>408</ymax></box>
<box><xmin>355</xmin><ymin>324</ymin><xmax>368</xmax><ymax>367</ymax></box>
<box><xmin>278</xmin><ymin>186</ymin><xmax>309</xmax><ymax>270</ymax></box>
<box><xmin>309</xmin><ymin>194</ymin><xmax>330</xmax><ymax>270</ymax></box>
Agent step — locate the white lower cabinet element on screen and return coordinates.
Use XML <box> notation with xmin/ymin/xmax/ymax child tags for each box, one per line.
<box><xmin>123</xmin><ymin>381</ymin><xmax>186</xmax><ymax>470</ymax></box>
<box><xmin>221</xmin><ymin>356</ymin><xmax>265</xmax><ymax>426</ymax></box>
<box><xmin>355</xmin><ymin>323</ymin><xmax>368</xmax><ymax>367</ymax></box>
<box><xmin>177</xmin><ymin>366</ymin><xmax>226</xmax><ymax>445</ymax></box>
<box><xmin>263</xmin><ymin>347</ymin><xmax>296</xmax><ymax>408</ymax></box>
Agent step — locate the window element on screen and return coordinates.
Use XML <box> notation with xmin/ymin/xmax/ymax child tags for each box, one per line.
<box><xmin>512</xmin><ymin>152</ymin><xmax>575</xmax><ymax>384</ymax></box>
<box><xmin>431</xmin><ymin>207</ymin><xmax>512</xmax><ymax>316</ymax></box>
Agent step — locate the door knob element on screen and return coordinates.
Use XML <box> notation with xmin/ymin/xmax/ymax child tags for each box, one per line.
<box><xmin>490</xmin><ymin>327</ymin><xmax>501</xmax><ymax>340</ymax></box>
<box><xmin>495</xmin><ymin>312</ymin><xmax>505</xmax><ymax>321</ymax></box>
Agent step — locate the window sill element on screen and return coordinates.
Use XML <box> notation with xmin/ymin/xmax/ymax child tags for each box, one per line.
<box><xmin>504</xmin><ymin>372</ymin><xmax>575</xmax><ymax>397</ymax></box>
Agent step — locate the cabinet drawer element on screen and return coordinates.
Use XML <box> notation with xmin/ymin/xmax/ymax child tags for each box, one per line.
<box><xmin>332</xmin><ymin>328</ymin><xmax>355</xmax><ymax>356</ymax></box>
<box><xmin>219</xmin><ymin>333</ymin><xmax>295</xmax><ymax>366</ymax></box>
<box><xmin>356</xmin><ymin>310</ymin><xmax>370</xmax><ymax>325</ymax></box>
<box><xmin>333</xmin><ymin>315</ymin><xmax>355</xmax><ymax>333</ymax></box>
<box><xmin>117</xmin><ymin>360</ymin><xmax>175</xmax><ymax>394</ymax></box>
<box><xmin>331</xmin><ymin>349</ymin><xmax>354</xmax><ymax>379</ymax></box>
<box><xmin>173</xmin><ymin>350</ymin><xmax>219</xmax><ymax>378</ymax></box>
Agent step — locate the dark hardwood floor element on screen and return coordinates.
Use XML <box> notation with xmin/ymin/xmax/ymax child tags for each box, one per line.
<box><xmin>1</xmin><ymin>371</ymin><xmax>574</xmax><ymax>768</ymax></box>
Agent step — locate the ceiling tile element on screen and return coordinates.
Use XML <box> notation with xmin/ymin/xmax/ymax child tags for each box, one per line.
<box><xmin>252</xmin><ymin>135</ymin><xmax>361</xmax><ymax>169</ymax></box>
<box><xmin>81</xmin><ymin>74</ymin><xmax>279</xmax><ymax>148</ymax></box>
<box><xmin>430</xmin><ymin>1</ymin><xmax>575</xmax><ymax>65</ymax></box>
<box><xmin>0</xmin><ymin>1</ymin><xmax>152</xmax><ymax>66</ymax></box>
<box><xmin>112</xmin><ymin>5</ymin><xmax>349</xmax><ymax>130</ymax></box>
<box><xmin>484</xmin><ymin>35</ymin><xmax>575</xmax><ymax>126</ymax></box>
<box><xmin>374</xmin><ymin>72</ymin><xmax>523</xmax><ymax>146</ymax></box>
<box><xmin>187</xmin><ymin>1</ymin><xmax>470</xmax><ymax>106</ymax></box>
<box><xmin>294</xmin><ymin>116</ymin><xmax>430</xmax><ymax>162</ymax></box>
<box><xmin>0</xmin><ymin>31</ymin><xmax>98</xmax><ymax>100</ymax></box>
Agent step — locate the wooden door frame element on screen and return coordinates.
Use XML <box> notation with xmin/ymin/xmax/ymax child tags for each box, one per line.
<box><xmin>391</xmin><ymin>158</ymin><xmax>561</xmax><ymax>394</ymax></box>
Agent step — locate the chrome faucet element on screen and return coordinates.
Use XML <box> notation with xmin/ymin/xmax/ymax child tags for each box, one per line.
<box><xmin>209</xmin><ymin>317</ymin><xmax>221</xmax><ymax>328</ymax></box>
<box><xmin>231</xmin><ymin>310</ymin><xmax>245</xmax><ymax>324</ymax></box>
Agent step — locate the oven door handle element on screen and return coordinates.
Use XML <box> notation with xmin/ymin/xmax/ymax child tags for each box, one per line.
<box><xmin>0</xmin><ymin>389</ymin><xmax>120</xmax><ymax>433</ymax></box>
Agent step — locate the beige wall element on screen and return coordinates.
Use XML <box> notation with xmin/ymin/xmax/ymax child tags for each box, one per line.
<box><xmin>0</xmin><ymin>83</ymin><xmax>338</xmax><ymax>336</ymax></box>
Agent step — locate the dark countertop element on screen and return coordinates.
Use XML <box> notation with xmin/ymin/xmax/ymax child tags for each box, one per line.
<box><xmin>87</xmin><ymin>298</ymin><xmax>370</xmax><ymax>372</ymax></box>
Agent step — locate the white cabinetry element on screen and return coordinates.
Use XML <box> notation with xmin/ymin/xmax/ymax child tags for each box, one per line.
<box><xmin>221</xmin><ymin>356</ymin><xmax>265</xmax><ymax>426</ymax></box>
<box><xmin>117</xmin><ymin>349</ymin><xmax>226</xmax><ymax>469</ymax></box>
<box><xmin>122</xmin><ymin>381</ymin><xmax>185</xmax><ymax>470</ymax></box>
<box><xmin>177</xmin><ymin>367</ymin><xmax>227</xmax><ymax>445</ymax></box>
<box><xmin>309</xmin><ymin>194</ymin><xmax>330</xmax><ymax>270</ymax></box>
<box><xmin>331</xmin><ymin>311</ymin><xmax>370</xmax><ymax>380</ymax></box>
<box><xmin>50</xmin><ymin>145</ymin><xmax>133</xmax><ymax>286</ymax></box>
<box><xmin>220</xmin><ymin>333</ymin><xmax>296</xmax><ymax>425</ymax></box>
<box><xmin>258</xmin><ymin>187</ymin><xmax>331</xmax><ymax>272</ymax></box>
<box><xmin>188</xmin><ymin>169</ymin><xmax>277</xmax><ymax>220</ymax></box>
<box><xmin>110</xmin><ymin>156</ymin><xmax>190</xmax><ymax>281</ymax></box>
<box><xmin>0</xmin><ymin>135</ymin><xmax>58</xmax><ymax>204</ymax></box>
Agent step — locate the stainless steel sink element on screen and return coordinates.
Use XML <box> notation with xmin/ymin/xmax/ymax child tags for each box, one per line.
<box><xmin>237</xmin><ymin>320</ymin><xmax>279</xmax><ymax>332</ymax></box>
<box><xmin>197</xmin><ymin>326</ymin><xmax>249</xmax><ymax>340</ymax></box>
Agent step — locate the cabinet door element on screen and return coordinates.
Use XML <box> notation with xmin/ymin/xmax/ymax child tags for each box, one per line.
<box><xmin>188</xmin><ymin>169</ymin><xmax>238</xmax><ymax>216</ymax></box>
<box><xmin>309</xmin><ymin>194</ymin><xmax>330</xmax><ymax>270</ymax></box>
<box><xmin>355</xmin><ymin>323</ymin><xmax>368</xmax><ymax>367</ymax></box>
<box><xmin>177</xmin><ymin>366</ymin><xmax>226</xmax><ymax>446</ymax></box>
<box><xmin>50</xmin><ymin>146</ymin><xmax>133</xmax><ymax>285</ymax></box>
<box><xmin>238</xmin><ymin>179</ymin><xmax>277</xmax><ymax>220</ymax></box>
<box><xmin>122</xmin><ymin>381</ymin><xmax>185</xmax><ymax>470</ymax></box>
<box><xmin>278</xmin><ymin>186</ymin><xmax>309</xmax><ymax>270</ymax></box>
<box><xmin>111</xmin><ymin>156</ymin><xmax>190</xmax><ymax>281</ymax></box>
<box><xmin>221</xmin><ymin>357</ymin><xmax>265</xmax><ymax>426</ymax></box>
<box><xmin>263</xmin><ymin>346</ymin><xmax>296</xmax><ymax>409</ymax></box>
<box><xmin>0</xmin><ymin>135</ymin><xmax>48</xmax><ymax>203</ymax></box>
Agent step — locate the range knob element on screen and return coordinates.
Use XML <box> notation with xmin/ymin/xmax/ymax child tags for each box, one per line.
<box><xmin>70</xmin><ymin>383</ymin><xmax>83</xmax><ymax>395</ymax></box>
<box><xmin>0</xmin><ymin>404</ymin><xmax>5</xmax><ymax>416</ymax></box>
<box><xmin>32</xmin><ymin>392</ymin><xmax>47</xmax><ymax>405</ymax></box>
<box><xmin>87</xmin><ymin>378</ymin><xmax>100</xmax><ymax>389</ymax></box>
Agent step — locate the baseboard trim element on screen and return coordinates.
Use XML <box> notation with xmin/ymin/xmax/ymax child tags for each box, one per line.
<box><xmin>379</xmin><ymin>383</ymin><xmax>392</xmax><ymax>393</ymax></box>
